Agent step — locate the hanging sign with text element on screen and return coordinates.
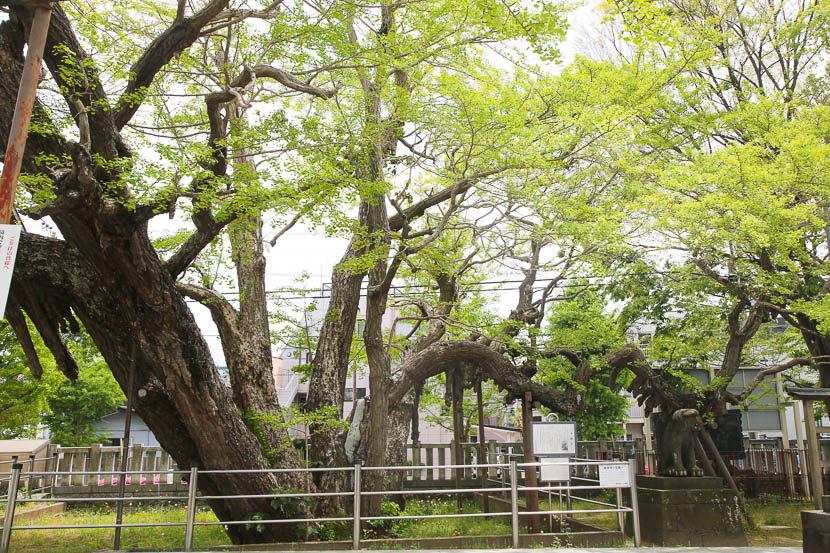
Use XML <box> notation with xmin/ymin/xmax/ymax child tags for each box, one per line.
<box><xmin>0</xmin><ymin>224</ymin><xmax>21</xmax><ymax>319</ymax></box>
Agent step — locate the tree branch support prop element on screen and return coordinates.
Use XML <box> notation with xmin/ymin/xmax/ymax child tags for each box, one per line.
<box><xmin>522</xmin><ymin>391</ymin><xmax>540</xmax><ymax>533</ymax></box>
<box><xmin>699</xmin><ymin>428</ymin><xmax>754</xmax><ymax>528</ymax></box>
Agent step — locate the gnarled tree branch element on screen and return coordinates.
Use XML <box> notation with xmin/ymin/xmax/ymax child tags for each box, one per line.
<box><xmin>113</xmin><ymin>0</ymin><xmax>232</xmax><ymax>129</ymax></box>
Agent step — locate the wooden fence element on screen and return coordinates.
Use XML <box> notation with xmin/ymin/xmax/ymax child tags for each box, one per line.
<box><xmin>8</xmin><ymin>439</ymin><xmax>827</xmax><ymax>499</ymax></box>
<box><xmin>404</xmin><ymin>439</ymin><xmax>656</xmax><ymax>485</ymax></box>
<box><xmin>20</xmin><ymin>444</ymin><xmax>186</xmax><ymax>498</ymax></box>
<box><xmin>721</xmin><ymin>448</ymin><xmax>821</xmax><ymax>500</ymax></box>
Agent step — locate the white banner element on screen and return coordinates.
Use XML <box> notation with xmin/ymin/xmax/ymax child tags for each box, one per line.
<box><xmin>0</xmin><ymin>224</ymin><xmax>21</xmax><ymax>319</ymax></box>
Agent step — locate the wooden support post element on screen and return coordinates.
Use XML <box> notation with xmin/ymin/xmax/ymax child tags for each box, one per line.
<box><xmin>802</xmin><ymin>400</ymin><xmax>824</xmax><ymax>510</ymax></box>
<box><xmin>412</xmin><ymin>441</ymin><xmax>421</xmax><ymax>481</ymax></box>
<box><xmin>522</xmin><ymin>391</ymin><xmax>540</xmax><ymax>533</ymax></box>
<box><xmin>693</xmin><ymin>436</ymin><xmax>716</xmax><ymax>477</ymax></box>
<box><xmin>476</xmin><ymin>381</ymin><xmax>489</xmax><ymax>513</ymax></box>
<box><xmin>451</xmin><ymin>369</ymin><xmax>464</xmax><ymax>512</ymax></box>
<box><xmin>0</xmin><ymin>2</ymin><xmax>53</xmax><ymax>224</ymax></box>
<box><xmin>88</xmin><ymin>444</ymin><xmax>102</xmax><ymax>487</ymax></box>
<box><xmin>776</xmin><ymin>378</ymin><xmax>790</xmax><ymax>447</ymax></box>
<box><xmin>699</xmin><ymin>428</ymin><xmax>754</xmax><ymax>527</ymax></box>
<box><xmin>794</xmin><ymin>400</ymin><xmax>806</xmax><ymax>450</ymax></box>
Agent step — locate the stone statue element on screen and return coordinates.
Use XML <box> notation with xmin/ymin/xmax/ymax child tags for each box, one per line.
<box><xmin>658</xmin><ymin>408</ymin><xmax>704</xmax><ymax>477</ymax></box>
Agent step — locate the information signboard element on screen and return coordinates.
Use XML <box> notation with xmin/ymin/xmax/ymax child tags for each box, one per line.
<box><xmin>598</xmin><ymin>462</ymin><xmax>630</xmax><ymax>488</ymax></box>
<box><xmin>0</xmin><ymin>225</ymin><xmax>21</xmax><ymax>319</ymax></box>
<box><xmin>531</xmin><ymin>421</ymin><xmax>577</xmax><ymax>457</ymax></box>
<box><xmin>539</xmin><ymin>458</ymin><xmax>570</xmax><ymax>482</ymax></box>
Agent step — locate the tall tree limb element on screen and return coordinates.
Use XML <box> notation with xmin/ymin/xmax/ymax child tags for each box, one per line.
<box><xmin>112</xmin><ymin>0</ymin><xmax>232</xmax><ymax>129</ymax></box>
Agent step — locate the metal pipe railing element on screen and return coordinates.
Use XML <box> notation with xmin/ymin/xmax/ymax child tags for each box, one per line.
<box><xmin>0</xmin><ymin>457</ymin><xmax>641</xmax><ymax>552</ymax></box>
<box><xmin>0</xmin><ymin>464</ymin><xmax>22</xmax><ymax>553</ymax></box>
<box><xmin>183</xmin><ymin>465</ymin><xmax>198</xmax><ymax>552</ymax></box>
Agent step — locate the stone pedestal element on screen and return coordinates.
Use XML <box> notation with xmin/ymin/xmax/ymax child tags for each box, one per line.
<box><xmin>801</xmin><ymin>495</ymin><xmax>830</xmax><ymax>553</ymax></box>
<box><xmin>631</xmin><ymin>475</ymin><xmax>747</xmax><ymax>546</ymax></box>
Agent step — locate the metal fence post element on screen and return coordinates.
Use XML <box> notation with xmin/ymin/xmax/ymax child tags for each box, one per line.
<box><xmin>50</xmin><ymin>453</ymin><xmax>58</xmax><ymax>494</ymax></box>
<box><xmin>353</xmin><ymin>462</ymin><xmax>362</xmax><ymax>550</ymax></box>
<box><xmin>510</xmin><ymin>460</ymin><xmax>519</xmax><ymax>548</ymax></box>
<box><xmin>1</xmin><ymin>463</ymin><xmax>23</xmax><ymax>553</ymax></box>
<box><xmin>628</xmin><ymin>458</ymin><xmax>640</xmax><ymax>547</ymax></box>
<box><xmin>616</xmin><ymin>487</ymin><xmax>624</xmax><ymax>536</ymax></box>
<box><xmin>184</xmin><ymin>464</ymin><xmax>199</xmax><ymax>552</ymax></box>
<box><xmin>26</xmin><ymin>455</ymin><xmax>35</xmax><ymax>498</ymax></box>
<box><xmin>566</xmin><ymin>478</ymin><xmax>572</xmax><ymax>511</ymax></box>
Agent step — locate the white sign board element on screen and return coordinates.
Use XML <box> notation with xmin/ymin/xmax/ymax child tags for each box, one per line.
<box><xmin>0</xmin><ymin>225</ymin><xmax>21</xmax><ymax>319</ymax></box>
<box><xmin>598</xmin><ymin>463</ymin><xmax>630</xmax><ymax>488</ymax></box>
<box><xmin>531</xmin><ymin>422</ymin><xmax>577</xmax><ymax>457</ymax></box>
<box><xmin>539</xmin><ymin>458</ymin><xmax>570</xmax><ymax>482</ymax></box>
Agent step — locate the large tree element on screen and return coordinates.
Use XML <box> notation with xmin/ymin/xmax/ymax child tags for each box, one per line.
<box><xmin>0</xmin><ymin>0</ymin><xmax>595</xmax><ymax>541</ymax></box>
<box><xmin>597</xmin><ymin>0</ymin><xmax>830</xmax><ymax>415</ymax></box>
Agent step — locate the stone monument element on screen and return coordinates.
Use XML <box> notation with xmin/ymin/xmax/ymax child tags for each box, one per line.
<box><xmin>802</xmin><ymin>495</ymin><xmax>830</xmax><ymax>553</ymax></box>
<box><xmin>629</xmin><ymin>408</ymin><xmax>747</xmax><ymax>546</ymax></box>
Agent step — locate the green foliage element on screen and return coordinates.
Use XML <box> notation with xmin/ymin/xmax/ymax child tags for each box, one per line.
<box><xmin>574</xmin><ymin>375</ymin><xmax>630</xmax><ymax>440</ymax></box>
<box><xmin>0</xmin><ymin>322</ymin><xmax>62</xmax><ymax>438</ymax></box>
<box><xmin>318</xmin><ymin>515</ymin><xmax>351</xmax><ymax>541</ymax></box>
<box><xmin>42</xmin><ymin>335</ymin><xmax>124</xmax><ymax>447</ymax></box>
<box><xmin>269</xmin><ymin>489</ymin><xmax>311</xmax><ymax>518</ymax></box>
<box><xmin>243</xmin><ymin>406</ymin><xmax>348</xmax><ymax>464</ymax></box>
<box><xmin>539</xmin><ymin>287</ymin><xmax>630</xmax><ymax>440</ymax></box>
<box><xmin>364</xmin><ymin>501</ymin><xmax>406</xmax><ymax>539</ymax></box>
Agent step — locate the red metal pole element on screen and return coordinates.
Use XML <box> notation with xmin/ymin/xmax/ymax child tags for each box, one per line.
<box><xmin>0</xmin><ymin>3</ymin><xmax>53</xmax><ymax>225</ymax></box>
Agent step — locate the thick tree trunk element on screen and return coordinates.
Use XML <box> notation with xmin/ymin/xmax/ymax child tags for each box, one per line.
<box><xmin>384</xmin><ymin>388</ymin><xmax>417</xmax><ymax>467</ymax></box>
<box><xmin>306</xmin><ymin>202</ymin><xmax>368</xmax><ymax>512</ymax></box>
<box><xmin>382</xmin><ymin>389</ymin><xmax>416</xmax><ymax>508</ymax></box>
<box><xmin>227</xmin><ymin>213</ymin><xmax>304</xmax><ymax>469</ymax></box>
<box><xmin>10</xmin><ymin>232</ymin><xmax>298</xmax><ymax>543</ymax></box>
<box><xmin>361</xmin><ymin>192</ymin><xmax>394</xmax><ymax>516</ymax></box>
<box><xmin>224</xmin><ymin>111</ymin><xmax>300</xmax><ymax>466</ymax></box>
<box><xmin>2</xmin><ymin>5</ymin><xmax>312</xmax><ymax>542</ymax></box>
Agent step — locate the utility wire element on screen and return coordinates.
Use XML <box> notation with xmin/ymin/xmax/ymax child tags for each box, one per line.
<box><xmin>183</xmin><ymin>269</ymin><xmax>690</xmax><ymax>303</ymax></box>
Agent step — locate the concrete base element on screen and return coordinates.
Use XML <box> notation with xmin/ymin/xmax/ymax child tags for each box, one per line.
<box><xmin>8</xmin><ymin>501</ymin><xmax>65</xmax><ymax>523</ymax></box>
<box><xmin>802</xmin><ymin>510</ymin><xmax>830</xmax><ymax>553</ymax></box>
<box><xmin>631</xmin><ymin>475</ymin><xmax>747</xmax><ymax>546</ymax></box>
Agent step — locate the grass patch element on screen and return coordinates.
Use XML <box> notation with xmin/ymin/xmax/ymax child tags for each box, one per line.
<box><xmin>538</xmin><ymin>493</ymin><xmax>621</xmax><ymax>530</ymax></box>
<box><xmin>2</xmin><ymin>494</ymin><xmax>813</xmax><ymax>551</ymax></box>
<box><xmin>395</xmin><ymin>498</ymin><xmax>511</xmax><ymax>539</ymax></box>
<box><xmin>744</xmin><ymin>498</ymin><xmax>808</xmax><ymax>546</ymax></box>
<box><xmin>6</xmin><ymin>505</ymin><xmax>231</xmax><ymax>553</ymax></box>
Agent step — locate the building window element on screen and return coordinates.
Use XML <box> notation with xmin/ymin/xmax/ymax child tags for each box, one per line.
<box><xmin>345</xmin><ymin>388</ymin><xmax>366</xmax><ymax>402</ymax></box>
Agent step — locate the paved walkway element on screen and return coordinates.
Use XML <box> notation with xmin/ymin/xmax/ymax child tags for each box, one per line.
<box><xmin>342</xmin><ymin>549</ymin><xmax>803</xmax><ymax>553</ymax></box>
<box><xmin>127</xmin><ymin>545</ymin><xmax>802</xmax><ymax>553</ymax></box>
